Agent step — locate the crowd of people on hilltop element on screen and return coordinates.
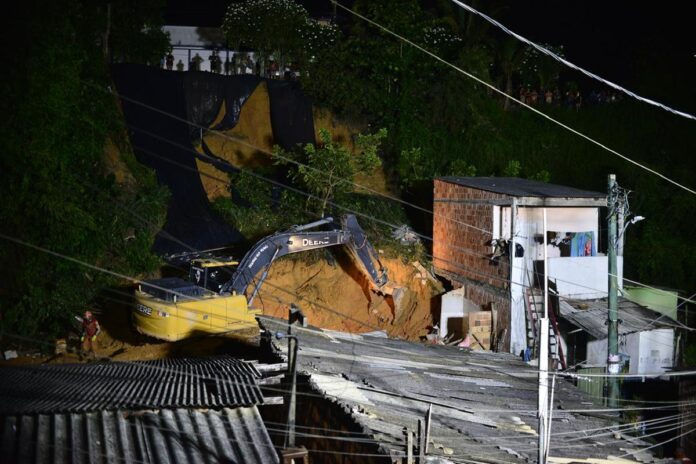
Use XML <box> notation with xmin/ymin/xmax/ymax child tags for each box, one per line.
<box><xmin>163</xmin><ymin>50</ymin><xmax>299</xmax><ymax>80</ymax></box>
<box><xmin>518</xmin><ymin>86</ymin><xmax>622</xmax><ymax>110</ymax></box>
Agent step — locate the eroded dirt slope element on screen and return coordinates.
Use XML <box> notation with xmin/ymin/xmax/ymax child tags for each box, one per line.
<box><xmin>258</xmin><ymin>254</ymin><xmax>442</xmax><ymax>340</ymax></box>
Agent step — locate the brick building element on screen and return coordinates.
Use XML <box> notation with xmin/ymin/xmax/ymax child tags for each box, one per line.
<box><xmin>433</xmin><ymin>177</ymin><xmax>609</xmax><ymax>355</ymax></box>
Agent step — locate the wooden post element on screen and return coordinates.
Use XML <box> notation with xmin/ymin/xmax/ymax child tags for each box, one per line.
<box><xmin>425</xmin><ymin>404</ymin><xmax>432</xmax><ymax>454</ymax></box>
<box><xmin>406</xmin><ymin>428</ymin><xmax>414</xmax><ymax>464</ymax></box>
<box><xmin>418</xmin><ymin>419</ymin><xmax>425</xmax><ymax>462</ymax></box>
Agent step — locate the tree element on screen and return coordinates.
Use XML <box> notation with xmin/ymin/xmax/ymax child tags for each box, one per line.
<box><xmin>276</xmin><ymin>128</ymin><xmax>386</xmax><ymax>216</ymax></box>
<box><xmin>223</xmin><ymin>0</ymin><xmax>336</xmax><ymax>73</ymax></box>
<box><xmin>0</xmin><ymin>0</ymin><xmax>169</xmax><ymax>340</ymax></box>
<box><xmin>105</xmin><ymin>0</ymin><xmax>170</xmax><ymax>64</ymax></box>
<box><xmin>520</xmin><ymin>45</ymin><xmax>564</xmax><ymax>91</ymax></box>
<box><xmin>496</xmin><ymin>37</ymin><xmax>527</xmax><ymax>110</ymax></box>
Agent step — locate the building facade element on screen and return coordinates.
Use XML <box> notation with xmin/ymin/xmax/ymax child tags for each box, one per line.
<box><xmin>433</xmin><ymin>176</ymin><xmax>612</xmax><ymax>355</ymax></box>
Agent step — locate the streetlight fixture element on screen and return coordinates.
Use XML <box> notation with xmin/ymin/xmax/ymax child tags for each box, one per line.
<box><xmin>620</xmin><ymin>215</ymin><xmax>645</xmax><ymax>240</ymax></box>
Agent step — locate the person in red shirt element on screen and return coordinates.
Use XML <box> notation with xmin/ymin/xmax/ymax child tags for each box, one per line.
<box><xmin>81</xmin><ymin>310</ymin><xmax>101</xmax><ymax>358</ymax></box>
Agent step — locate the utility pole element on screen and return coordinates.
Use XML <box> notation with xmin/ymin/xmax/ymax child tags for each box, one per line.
<box><xmin>538</xmin><ymin>208</ymin><xmax>550</xmax><ymax>463</ymax></box>
<box><xmin>607</xmin><ymin>174</ymin><xmax>620</xmax><ymax>409</ymax></box>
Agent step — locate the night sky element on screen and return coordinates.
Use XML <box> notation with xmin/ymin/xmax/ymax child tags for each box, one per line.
<box><xmin>503</xmin><ymin>1</ymin><xmax>694</xmax><ymax>106</ymax></box>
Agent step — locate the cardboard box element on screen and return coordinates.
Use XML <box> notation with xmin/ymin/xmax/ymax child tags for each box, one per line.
<box><xmin>463</xmin><ymin>311</ymin><xmax>492</xmax><ymax>350</ymax></box>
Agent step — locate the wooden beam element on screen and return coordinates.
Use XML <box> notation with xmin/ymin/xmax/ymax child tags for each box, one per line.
<box><xmin>256</xmin><ymin>363</ymin><xmax>288</xmax><ymax>374</ymax></box>
<box><xmin>263</xmin><ymin>396</ymin><xmax>284</xmax><ymax>405</ymax></box>
<box><xmin>434</xmin><ymin>197</ymin><xmax>605</xmax><ymax>207</ymax></box>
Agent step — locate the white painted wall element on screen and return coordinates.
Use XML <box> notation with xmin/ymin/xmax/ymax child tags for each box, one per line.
<box><xmin>548</xmin><ymin>256</ymin><xmax>623</xmax><ymax>299</ymax></box>
<box><xmin>587</xmin><ymin>338</ymin><xmax>607</xmax><ymax>367</ymax></box>
<box><xmin>586</xmin><ymin>329</ymin><xmax>674</xmax><ymax>374</ymax></box>
<box><xmin>632</xmin><ymin>329</ymin><xmax>674</xmax><ymax>375</ymax></box>
<box><xmin>440</xmin><ymin>288</ymin><xmax>481</xmax><ymax>339</ymax></box>
<box><xmin>509</xmin><ymin>207</ymin><xmax>602</xmax><ymax>354</ymax></box>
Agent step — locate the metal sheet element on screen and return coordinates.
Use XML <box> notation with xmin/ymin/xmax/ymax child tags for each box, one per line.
<box><xmin>0</xmin><ymin>356</ymin><xmax>264</xmax><ymax>415</ymax></box>
<box><xmin>0</xmin><ymin>407</ymin><xmax>278</xmax><ymax>464</ymax></box>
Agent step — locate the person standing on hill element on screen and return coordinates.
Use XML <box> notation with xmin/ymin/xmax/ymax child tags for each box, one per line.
<box><xmin>191</xmin><ymin>53</ymin><xmax>203</xmax><ymax>71</ymax></box>
<box><xmin>80</xmin><ymin>310</ymin><xmax>101</xmax><ymax>359</ymax></box>
<box><xmin>165</xmin><ymin>51</ymin><xmax>174</xmax><ymax>70</ymax></box>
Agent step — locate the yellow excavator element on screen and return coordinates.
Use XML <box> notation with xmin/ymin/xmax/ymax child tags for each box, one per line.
<box><xmin>133</xmin><ymin>215</ymin><xmax>392</xmax><ymax>341</ymax></box>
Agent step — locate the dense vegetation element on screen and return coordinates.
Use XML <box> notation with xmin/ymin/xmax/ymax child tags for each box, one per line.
<box><xmin>2</xmin><ymin>0</ymin><xmax>692</xmax><ymax>344</ymax></box>
<box><xmin>0</xmin><ymin>0</ymin><xmax>169</xmax><ymax>340</ymax></box>
<box><xmin>224</xmin><ymin>0</ymin><xmax>695</xmax><ymax>297</ymax></box>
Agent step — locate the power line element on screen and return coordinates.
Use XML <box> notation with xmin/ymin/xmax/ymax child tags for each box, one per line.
<box><xmin>126</xmin><ymin>122</ymin><xmax>694</xmax><ymax>320</ymax></box>
<box><xmin>330</xmin><ymin>0</ymin><xmax>696</xmax><ymax>196</ymax></box>
<box><xmin>448</xmin><ymin>0</ymin><xmax>696</xmax><ymax>123</ymax></box>
<box><xmin>1</xmin><ymin>236</ymin><xmax>690</xmax><ymax>461</ymax></box>
<box><xmin>116</xmin><ymin>130</ymin><xmax>693</xmax><ymax>341</ymax></box>
<box><xmin>104</xmin><ymin>78</ymin><xmax>695</xmax><ymax>312</ymax></box>
<box><xmin>91</xmin><ymin>80</ymin><xmax>493</xmax><ymax>237</ymax></box>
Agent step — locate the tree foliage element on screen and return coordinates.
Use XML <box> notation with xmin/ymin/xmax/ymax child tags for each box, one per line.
<box><xmin>276</xmin><ymin>128</ymin><xmax>385</xmax><ymax>217</ymax></box>
<box><xmin>223</xmin><ymin>0</ymin><xmax>338</xmax><ymax>70</ymax></box>
<box><xmin>293</xmin><ymin>0</ymin><xmax>696</xmax><ymax>294</ymax></box>
<box><xmin>0</xmin><ymin>0</ymin><xmax>169</xmax><ymax>340</ymax></box>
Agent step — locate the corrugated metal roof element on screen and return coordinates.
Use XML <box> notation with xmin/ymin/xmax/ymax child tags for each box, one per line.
<box><xmin>0</xmin><ymin>356</ymin><xmax>264</xmax><ymax>415</ymax></box>
<box><xmin>559</xmin><ymin>297</ymin><xmax>680</xmax><ymax>339</ymax></box>
<box><xmin>1</xmin><ymin>406</ymin><xmax>279</xmax><ymax>464</ymax></box>
<box><xmin>438</xmin><ymin>176</ymin><xmax>605</xmax><ymax>198</ymax></box>
<box><xmin>264</xmin><ymin>317</ymin><xmax>657</xmax><ymax>463</ymax></box>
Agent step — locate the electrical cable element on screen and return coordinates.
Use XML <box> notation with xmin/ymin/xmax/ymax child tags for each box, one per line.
<box><xmin>125</xmin><ymin>127</ymin><xmax>693</xmax><ymax>325</ymax></box>
<box><xmin>118</xmin><ymin>122</ymin><xmax>692</xmax><ymax>340</ymax></box>
<box><xmin>329</xmin><ymin>0</ymin><xmax>696</xmax><ymax>196</ymax></box>
<box><xmin>112</xmin><ymin>87</ymin><xmax>695</xmax><ymax>310</ymax></box>
<box><xmin>447</xmin><ymin>0</ymin><xmax>696</xmax><ymax>123</ymax></box>
<box><xmin>5</xmin><ymin>82</ymin><xmax>692</xmax><ymax>460</ymax></box>
<box><xmin>0</xmin><ymin>241</ymin><xmax>690</xmax><ymax>459</ymax></box>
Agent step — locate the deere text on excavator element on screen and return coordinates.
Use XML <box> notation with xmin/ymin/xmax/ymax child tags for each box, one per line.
<box><xmin>133</xmin><ymin>215</ymin><xmax>392</xmax><ymax>341</ymax></box>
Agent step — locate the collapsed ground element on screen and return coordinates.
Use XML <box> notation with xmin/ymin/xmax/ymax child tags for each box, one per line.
<box><xmin>1</xmin><ymin>74</ymin><xmax>444</xmax><ymax>365</ymax></box>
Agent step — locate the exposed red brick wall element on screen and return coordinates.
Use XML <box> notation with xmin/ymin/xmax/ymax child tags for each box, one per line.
<box><xmin>433</xmin><ymin>179</ymin><xmax>510</xmax><ymax>289</ymax></box>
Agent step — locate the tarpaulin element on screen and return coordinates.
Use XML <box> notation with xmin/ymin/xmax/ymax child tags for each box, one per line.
<box><xmin>111</xmin><ymin>64</ymin><xmax>316</xmax><ymax>255</ymax></box>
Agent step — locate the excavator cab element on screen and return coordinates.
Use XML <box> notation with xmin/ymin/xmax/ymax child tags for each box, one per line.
<box><xmin>188</xmin><ymin>258</ymin><xmax>238</xmax><ymax>293</ymax></box>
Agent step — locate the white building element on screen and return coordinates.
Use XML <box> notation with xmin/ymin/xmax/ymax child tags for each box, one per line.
<box><xmin>163</xmin><ymin>25</ymin><xmax>257</xmax><ymax>73</ymax></box>
<box><xmin>560</xmin><ymin>297</ymin><xmax>677</xmax><ymax>375</ymax></box>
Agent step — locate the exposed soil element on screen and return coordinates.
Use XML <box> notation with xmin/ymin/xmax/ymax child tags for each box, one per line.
<box><xmin>2</xmin><ymin>88</ymin><xmax>441</xmax><ymax>365</ymax></box>
<box><xmin>2</xmin><ymin>253</ymin><xmax>442</xmax><ymax>366</ymax></box>
<box><xmin>258</xmin><ymin>254</ymin><xmax>442</xmax><ymax>340</ymax></box>
<box><xmin>195</xmin><ymin>85</ymin><xmax>394</xmax><ymax>201</ymax></box>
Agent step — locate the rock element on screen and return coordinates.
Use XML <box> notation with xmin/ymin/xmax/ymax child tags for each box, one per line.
<box><xmin>3</xmin><ymin>350</ymin><xmax>18</xmax><ymax>360</ymax></box>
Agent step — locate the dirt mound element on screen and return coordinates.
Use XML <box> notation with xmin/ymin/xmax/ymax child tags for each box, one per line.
<box><xmin>258</xmin><ymin>254</ymin><xmax>442</xmax><ymax>340</ymax></box>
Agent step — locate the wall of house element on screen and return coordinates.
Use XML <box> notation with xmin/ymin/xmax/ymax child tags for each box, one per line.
<box><xmin>440</xmin><ymin>287</ymin><xmax>481</xmax><ymax>340</ymax></box>
<box><xmin>586</xmin><ymin>329</ymin><xmax>674</xmax><ymax>374</ymax></box>
<box><xmin>624</xmin><ymin>286</ymin><xmax>679</xmax><ymax>320</ymax></box>
<box><xmin>630</xmin><ymin>329</ymin><xmax>675</xmax><ymax>375</ymax></box>
<box><xmin>510</xmin><ymin>207</ymin><xmax>604</xmax><ymax>355</ymax></box>
<box><xmin>433</xmin><ymin>180</ymin><xmax>510</xmax><ymax>289</ymax></box>
<box><xmin>548</xmin><ymin>256</ymin><xmax>623</xmax><ymax>299</ymax></box>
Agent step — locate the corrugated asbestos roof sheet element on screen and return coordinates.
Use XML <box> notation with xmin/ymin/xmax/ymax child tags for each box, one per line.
<box><xmin>264</xmin><ymin>319</ymin><xmax>659</xmax><ymax>463</ymax></box>
<box><xmin>0</xmin><ymin>356</ymin><xmax>264</xmax><ymax>415</ymax></box>
<box><xmin>1</xmin><ymin>406</ymin><xmax>279</xmax><ymax>464</ymax></box>
<box><xmin>439</xmin><ymin>176</ymin><xmax>606</xmax><ymax>198</ymax></box>
<box><xmin>559</xmin><ymin>297</ymin><xmax>680</xmax><ymax>339</ymax></box>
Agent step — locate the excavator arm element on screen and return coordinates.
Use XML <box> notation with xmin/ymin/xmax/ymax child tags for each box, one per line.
<box><xmin>219</xmin><ymin>215</ymin><xmax>389</xmax><ymax>303</ymax></box>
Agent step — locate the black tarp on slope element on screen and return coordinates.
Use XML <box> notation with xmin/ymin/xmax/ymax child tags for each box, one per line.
<box><xmin>266</xmin><ymin>79</ymin><xmax>316</xmax><ymax>150</ymax></box>
<box><xmin>111</xmin><ymin>64</ymin><xmax>316</xmax><ymax>255</ymax></box>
